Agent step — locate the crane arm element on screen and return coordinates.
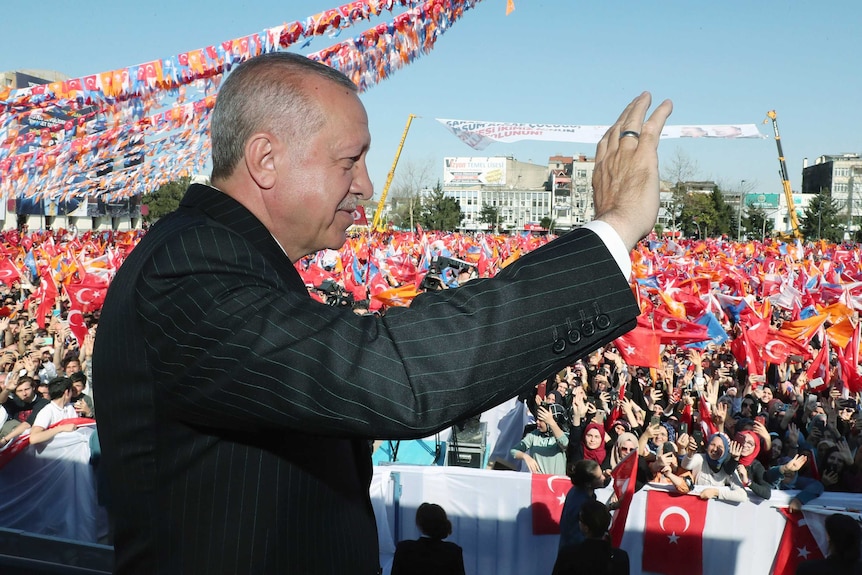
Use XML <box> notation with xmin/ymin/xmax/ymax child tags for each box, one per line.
<box><xmin>371</xmin><ymin>114</ymin><xmax>416</xmax><ymax>231</ymax></box>
<box><xmin>766</xmin><ymin>110</ymin><xmax>803</xmax><ymax>239</ymax></box>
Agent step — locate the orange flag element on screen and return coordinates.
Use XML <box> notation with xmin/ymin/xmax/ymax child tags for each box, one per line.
<box><xmin>506</xmin><ymin>0</ymin><xmax>515</xmax><ymax>15</ymax></box>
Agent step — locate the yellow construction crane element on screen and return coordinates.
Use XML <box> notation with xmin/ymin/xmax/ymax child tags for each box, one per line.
<box><xmin>765</xmin><ymin>110</ymin><xmax>803</xmax><ymax>240</ymax></box>
<box><xmin>371</xmin><ymin>114</ymin><xmax>416</xmax><ymax>231</ymax></box>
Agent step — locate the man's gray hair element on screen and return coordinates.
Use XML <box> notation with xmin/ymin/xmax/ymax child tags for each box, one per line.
<box><xmin>210</xmin><ymin>52</ymin><xmax>357</xmax><ymax>181</ymax></box>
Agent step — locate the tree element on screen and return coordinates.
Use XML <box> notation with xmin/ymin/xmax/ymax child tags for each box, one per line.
<box><xmin>679</xmin><ymin>192</ymin><xmax>717</xmax><ymax>238</ymax></box>
<box><xmin>709</xmin><ymin>186</ymin><xmax>733</xmax><ymax>237</ymax></box>
<box><xmin>387</xmin><ymin>159</ymin><xmax>434</xmax><ymax>230</ymax></box>
<box><xmin>540</xmin><ymin>216</ymin><xmax>555</xmax><ymax>233</ymax></box>
<box><xmin>661</xmin><ymin>148</ymin><xmax>699</xmax><ymax>233</ymax></box>
<box><xmin>801</xmin><ymin>189</ymin><xmax>844</xmax><ymax>242</ymax></box>
<box><xmin>419</xmin><ymin>182</ymin><xmax>463</xmax><ymax>231</ymax></box>
<box><xmin>141</xmin><ymin>177</ymin><xmax>189</xmax><ymax>222</ymax></box>
<box><xmin>746</xmin><ymin>206</ymin><xmax>773</xmax><ymax>239</ymax></box>
<box><xmin>479</xmin><ymin>205</ymin><xmax>500</xmax><ymax>231</ymax></box>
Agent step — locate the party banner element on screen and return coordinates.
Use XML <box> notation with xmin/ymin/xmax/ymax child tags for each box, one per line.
<box><xmin>436</xmin><ymin>119</ymin><xmax>766</xmax><ymax>150</ymax></box>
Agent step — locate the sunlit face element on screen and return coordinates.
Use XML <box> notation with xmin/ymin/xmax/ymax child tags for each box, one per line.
<box><xmin>707</xmin><ymin>436</ymin><xmax>725</xmax><ymax>460</ymax></box>
<box><xmin>546</xmin><ymin>394</ymin><xmax>556</xmax><ymax>404</ymax></box>
<box><xmin>557</xmin><ymin>381</ymin><xmax>569</xmax><ymax>395</ymax></box>
<box><xmin>14</xmin><ymin>381</ymin><xmax>34</xmax><ymax>403</ymax></box>
<box><xmin>537</xmin><ymin>419</ymin><xmax>548</xmax><ymax>433</ymax></box>
<box><xmin>72</xmin><ymin>381</ymin><xmax>85</xmax><ymax>395</ymax></box>
<box><xmin>267</xmin><ymin>77</ymin><xmax>373</xmax><ymax>260</ymax></box>
<box><xmin>618</xmin><ymin>439</ymin><xmax>636</xmax><ymax>457</ymax></box>
<box><xmin>585</xmin><ymin>428</ymin><xmax>603</xmax><ymax>450</ymax></box>
<box><xmin>760</xmin><ymin>388</ymin><xmax>773</xmax><ymax>402</ymax></box>
<box><xmin>654</xmin><ymin>427</ymin><xmax>669</xmax><ymax>445</ymax></box>
<box><xmin>64</xmin><ymin>360</ymin><xmax>81</xmax><ymax>375</ymax></box>
<box><xmin>740</xmin><ymin>435</ymin><xmax>757</xmax><ymax>457</ymax></box>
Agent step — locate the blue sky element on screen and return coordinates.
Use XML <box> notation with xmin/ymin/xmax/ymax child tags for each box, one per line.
<box><xmin>3</xmin><ymin>0</ymin><xmax>860</xmax><ymax>199</ymax></box>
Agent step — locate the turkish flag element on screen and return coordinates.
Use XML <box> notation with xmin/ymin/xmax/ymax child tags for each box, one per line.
<box><xmin>652</xmin><ymin>309</ymin><xmax>709</xmax><ymax>345</ymax></box>
<box><xmin>352</xmin><ymin>205</ymin><xmax>368</xmax><ymax>226</ymax></box>
<box><xmin>642</xmin><ymin>491</ymin><xmax>708</xmax><ymax>575</ymax></box>
<box><xmin>762</xmin><ymin>330</ymin><xmax>812</xmax><ymax>365</ymax></box>
<box><xmin>614</xmin><ymin>319</ymin><xmax>661</xmax><ymax>369</ymax></box>
<box><xmin>65</xmin><ymin>280</ymin><xmax>108</xmax><ymax>313</ymax></box>
<box><xmin>608</xmin><ymin>451</ymin><xmax>638</xmax><ymax>547</ymax></box>
<box><xmin>0</xmin><ymin>257</ymin><xmax>21</xmax><ymax>285</ymax></box>
<box><xmin>35</xmin><ymin>268</ymin><xmax>59</xmax><ymax>329</ymax></box>
<box><xmin>530</xmin><ymin>473</ymin><xmax>573</xmax><ymax>535</ymax></box>
<box><xmin>0</xmin><ymin>418</ymin><xmax>95</xmax><ymax>470</ymax></box>
<box><xmin>771</xmin><ymin>508</ymin><xmax>825</xmax><ymax>575</ymax></box>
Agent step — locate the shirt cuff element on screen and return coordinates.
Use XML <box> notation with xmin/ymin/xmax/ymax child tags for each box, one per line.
<box><xmin>582</xmin><ymin>220</ymin><xmax>632</xmax><ymax>280</ymax></box>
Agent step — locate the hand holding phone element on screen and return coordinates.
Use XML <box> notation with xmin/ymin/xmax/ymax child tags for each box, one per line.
<box><xmin>536</xmin><ymin>381</ymin><xmax>546</xmax><ymax>400</ymax></box>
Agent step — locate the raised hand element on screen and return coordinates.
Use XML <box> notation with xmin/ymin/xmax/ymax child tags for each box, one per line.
<box><xmin>592</xmin><ymin>92</ymin><xmax>673</xmax><ymax>250</ymax></box>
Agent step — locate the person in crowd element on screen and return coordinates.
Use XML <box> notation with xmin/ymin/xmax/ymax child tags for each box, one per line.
<box><xmin>796</xmin><ymin>512</ymin><xmax>862</xmax><ymax>575</ymax></box>
<box><xmin>580</xmin><ymin>422</ymin><xmax>609</xmax><ymax>468</ymax></box>
<box><xmin>820</xmin><ymin>440</ymin><xmax>862</xmax><ymax>492</ymax></box>
<box><xmin>28</xmin><ymin>376</ymin><xmax>78</xmax><ymax>446</ymax></box>
<box><xmin>765</xmin><ymin>454</ymin><xmax>824</xmax><ymax>511</ymax></box>
<box><xmin>558</xmin><ymin>459</ymin><xmax>606</xmax><ymax>551</ymax></box>
<box><xmin>0</xmin><ymin>373</ymin><xmax>49</xmax><ymax>447</ymax></box>
<box><xmin>511</xmin><ymin>403</ymin><xmax>570</xmax><ymax>475</ymax></box>
<box><xmin>647</xmin><ymin>439</ymin><xmax>692</xmax><ymax>493</ymax></box>
<box><xmin>69</xmin><ymin>371</ymin><xmax>95</xmax><ymax>419</ymax></box>
<box><xmin>553</xmin><ymin>499</ymin><xmax>630</xmax><ymax>575</ymax></box>
<box><xmin>729</xmin><ymin>430</ymin><xmax>772</xmax><ymax>499</ymax></box>
<box><xmin>92</xmin><ymin>51</ymin><xmax>672</xmax><ymax>574</ymax></box>
<box><xmin>680</xmin><ymin>432</ymin><xmax>747</xmax><ymax>502</ymax></box>
<box><xmin>390</xmin><ymin>502</ymin><xmax>465</xmax><ymax>575</ymax></box>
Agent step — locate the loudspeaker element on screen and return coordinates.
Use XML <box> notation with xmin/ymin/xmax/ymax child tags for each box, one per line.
<box><xmin>446</xmin><ymin>420</ymin><xmax>487</xmax><ymax>469</ymax></box>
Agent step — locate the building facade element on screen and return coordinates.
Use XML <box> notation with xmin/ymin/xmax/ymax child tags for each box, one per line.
<box><xmin>441</xmin><ymin>156</ymin><xmax>551</xmax><ymax>232</ymax></box>
<box><xmin>802</xmin><ymin>154</ymin><xmax>862</xmax><ymax>224</ymax></box>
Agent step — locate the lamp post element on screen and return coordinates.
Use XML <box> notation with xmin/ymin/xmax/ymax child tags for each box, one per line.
<box><xmin>736</xmin><ymin>180</ymin><xmax>747</xmax><ymax>241</ymax></box>
<box><xmin>693</xmin><ymin>218</ymin><xmax>701</xmax><ymax>239</ymax></box>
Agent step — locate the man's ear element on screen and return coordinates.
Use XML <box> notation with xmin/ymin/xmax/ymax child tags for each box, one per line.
<box><xmin>245</xmin><ymin>133</ymin><xmax>277</xmax><ymax>190</ymax></box>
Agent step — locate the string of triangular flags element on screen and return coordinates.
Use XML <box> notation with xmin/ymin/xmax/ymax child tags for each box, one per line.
<box><xmin>0</xmin><ymin>0</ymin><xmax>486</xmax><ymax>202</ymax></box>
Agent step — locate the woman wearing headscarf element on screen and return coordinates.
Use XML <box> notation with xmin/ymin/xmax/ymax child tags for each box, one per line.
<box><xmin>729</xmin><ymin>430</ymin><xmax>772</xmax><ymax>499</ymax></box>
<box><xmin>580</xmin><ymin>422</ymin><xmax>610</xmax><ymax>469</ymax></box>
<box><xmin>679</xmin><ymin>432</ymin><xmax>747</xmax><ymax>502</ymax></box>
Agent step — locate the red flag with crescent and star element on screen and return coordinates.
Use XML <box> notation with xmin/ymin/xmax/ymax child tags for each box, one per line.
<box><xmin>771</xmin><ymin>508</ymin><xmax>825</xmax><ymax>575</ymax></box>
<box><xmin>642</xmin><ymin>490</ymin><xmax>708</xmax><ymax>575</ymax></box>
<box><xmin>608</xmin><ymin>450</ymin><xmax>638</xmax><ymax>547</ymax></box>
<box><xmin>530</xmin><ymin>473</ymin><xmax>573</xmax><ymax>535</ymax></box>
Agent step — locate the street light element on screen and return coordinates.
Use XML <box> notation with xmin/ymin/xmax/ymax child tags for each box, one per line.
<box><xmin>692</xmin><ymin>218</ymin><xmax>701</xmax><ymax>239</ymax></box>
<box><xmin>736</xmin><ymin>180</ymin><xmax>747</xmax><ymax>241</ymax></box>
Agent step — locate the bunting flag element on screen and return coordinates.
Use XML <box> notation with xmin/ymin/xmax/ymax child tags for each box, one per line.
<box><xmin>2</xmin><ymin>1</ymin><xmax>487</xmax><ymax>202</ymax></box>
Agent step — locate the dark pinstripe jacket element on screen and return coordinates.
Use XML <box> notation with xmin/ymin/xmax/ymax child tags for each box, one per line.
<box><xmin>93</xmin><ymin>184</ymin><xmax>639</xmax><ymax>574</ymax></box>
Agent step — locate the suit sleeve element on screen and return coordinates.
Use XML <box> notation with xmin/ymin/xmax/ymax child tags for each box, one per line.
<box><xmin>137</xmin><ymin>225</ymin><xmax>639</xmax><ymax>439</ymax></box>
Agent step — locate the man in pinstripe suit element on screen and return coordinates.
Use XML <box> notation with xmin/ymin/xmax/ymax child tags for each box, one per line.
<box><xmin>93</xmin><ymin>52</ymin><xmax>671</xmax><ymax>574</ymax></box>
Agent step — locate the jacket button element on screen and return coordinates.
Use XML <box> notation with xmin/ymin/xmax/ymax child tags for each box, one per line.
<box><xmin>596</xmin><ymin>314</ymin><xmax>611</xmax><ymax>330</ymax></box>
<box><xmin>581</xmin><ymin>320</ymin><xmax>595</xmax><ymax>337</ymax></box>
<box><xmin>567</xmin><ymin>329</ymin><xmax>581</xmax><ymax>344</ymax></box>
<box><xmin>552</xmin><ymin>338</ymin><xmax>566</xmax><ymax>354</ymax></box>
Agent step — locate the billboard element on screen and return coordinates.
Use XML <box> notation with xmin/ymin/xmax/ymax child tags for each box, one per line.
<box><xmin>443</xmin><ymin>157</ymin><xmax>507</xmax><ymax>186</ymax></box>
